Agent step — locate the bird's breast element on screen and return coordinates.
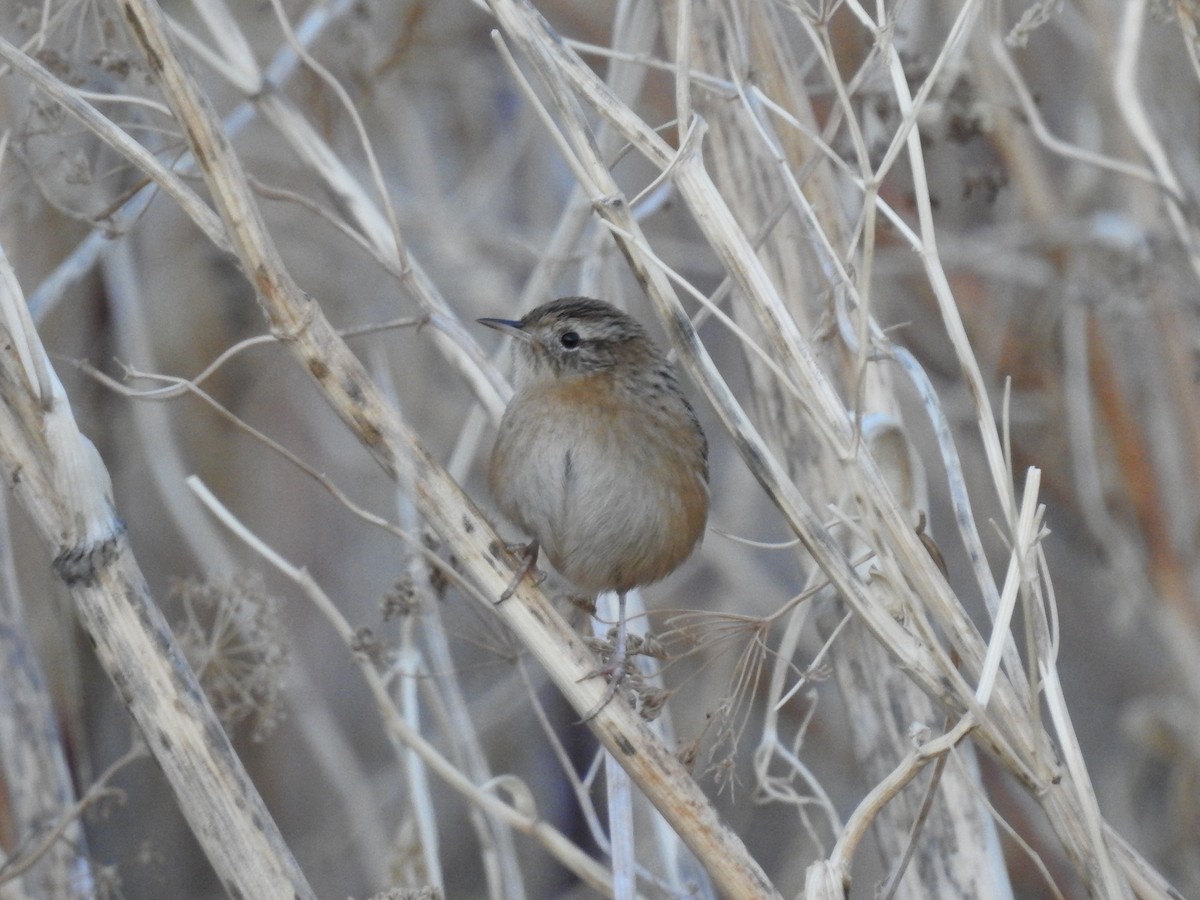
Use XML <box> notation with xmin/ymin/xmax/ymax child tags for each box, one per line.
<box><xmin>489</xmin><ymin>372</ymin><xmax>708</xmax><ymax>593</ymax></box>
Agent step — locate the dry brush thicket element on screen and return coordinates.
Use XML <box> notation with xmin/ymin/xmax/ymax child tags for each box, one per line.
<box><xmin>0</xmin><ymin>0</ymin><xmax>1197</xmax><ymax>898</ymax></box>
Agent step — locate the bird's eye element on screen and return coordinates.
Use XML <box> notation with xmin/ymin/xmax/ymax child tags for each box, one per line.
<box><xmin>560</xmin><ymin>330</ymin><xmax>581</xmax><ymax>349</ymax></box>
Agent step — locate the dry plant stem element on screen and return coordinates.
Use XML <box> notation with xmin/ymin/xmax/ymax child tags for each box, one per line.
<box><xmin>99</xmin><ymin>240</ymin><xmax>236</xmax><ymax>570</ymax></box>
<box><xmin>757</xmin><ymin>596</ymin><xmax>845</xmax><ymax>846</ymax></box>
<box><xmin>0</xmin><ymin>743</ymin><xmax>145</xmax><ymax>889</ymax></box>
<box><xmin>975</xmin><ymin>30</ymin><xmax>1193</xmax><ymax>897</ymax></box>
<box><xmin>0</xmin><ymin>35</ymin><xmax>229</xmax><ymax>253</ymax></box>
<box><xmin>518</xmin><ymin>659</ymin><xmax>692</xmax><ymax>897</ymax></box>
<box><xmin>821</xmin><ymin>717</ymin><xmax>975</xmax><ymax>891</ymax></box>
<box><xmin>90</xmin><ymin>301</ymin><xmax>408</xmax><ymax>883</ymax></box>
<box><xmin>595</xmin><ymin>592</ymin><xmax>635</xmax><ymax>897</ymax></box>
<box><xmin>261</xmin><ymin>0</ymin><xmax>403</xmax><ymax>251</ymax></box>
<box><xmin>206</xmin><ymin>0</ymin><xmax>508</xmax><ymax>417</ymax></box>
<box><xmin>27</xmin><ymin>0</ymin><xmax>354</xmax><ymax>320</ymax></box>
<box><xmin>784</xmin><ymin>0</ymin><xmax>1022</xmax><ymax>650</ymax></box>
<box><xmin>986</xmin><ymin>29</ymin><xmax>1162</xmax><ymax>191</ymax></box>
<box><xmin>989</xmin><ymin>0</ymin><xmax>1200</xmax><ymax>765</ymax></box>
<box><xmin>1040</xmin><ymin>662</ymin><xmax>1129</xmax><ymax>898</ymax></box>
<box><xmin>104</xmin><ymin>247</ymin><xmax>404</xmax><ymax>874</ymax></box>
<box><xmin>820</xmin><ymin>615</ymin><xmax>1009</xmax><ymax>900</ymax></box>
<box><xmin>777</xmin><ymin>7</ymin><xmax>1144</xmax><ymax>890</ymax></box>
<box><xmin>99</xmin><ymin>352</ymin><xmax>488</xmax><ymax>886</ymax></box>
<box><xmin>1113</xmin><ymin>0</ymin><xmax>1200</xmax><ymax>283</ymax></box>
<box><xmin>893</xmin><ymin>14</ymin><xmax>1175</xmax><ymax>900</ymax></box>
<box><xmin>833</xmin><ymin>296</ymin><xmax>1000</xmax><ymax>628</ymax></box>
<box><xmin>907</xmin><ymin>27</ymin><xmax>1140</xmax><ymax>883</ymax></box>
<box><xmin>252</xmin><ymin>90</ymin><xmax>508</xmax><ymax>419</ymax></box>
<box><xmin>887</xmin><ymin>35</ymin><xmax>1138</xmax><ymax>889</ymax></box>
<box><xmin>0</xmin><ymin>249</ymin><xmax>315</xmax><ymax>897</ymax></box>
<box><xmin>881</xmin><ymin>25</ymin><xmax>1023</xmax><ymax>569</ymax></box>
<box><xmin>677</xmin><ymin>7</ymin><xmax>1006</xmax><ymax>895</ymax></box>
<box><xmin>954</xmin><ymin>753</ymin><xmax>1068</xmax><ymax>900</ymax></box>
<box><xmin>0</xmin><ymin>503</ymin><xmax>93</xmax><ymax>899</ymax></box>
<box><xmin>82</xmin><ymin>363</ymin><xmax>496</xmax><ymax>612</ymax></box>
<box><xmin>517</xmin><ymin>662</ymin><xmax>613</xmax><ymax>855</ymax></box>
<box><xmin>878</xmin><ymin>748</ymin><xmax>954</xmax><ymax>900</ymax></box>
<box><xmin>605</xmin><ymin>750</ymin><xmax>636</xmax><ymax>898</ymax></box>
<box><xmin>386</xmin><ymin>381</ymin><xmax>445</xmax><ymax>896</ymax></box>
<box><xmin>397</xmin><ymin>646</ymin><xmax>445</xmax><ymax>892</ymax></box>
<box><xmin>187</xmin><ymin>478</ymin><xmax>622</xmax><ymax>898</ymax></box>
<box><xmin>975</xmin><ymin>472</ymin><xmax>1042</xmax><ymax>707</ymax></box>
<box><xmin>287</xmin><ymin>677</ymin><xmax>394</xmax><ymax>885</ymax></box>
<box><xmin>375</xmin><ymin>353</ymin><xmax>525</xmax><ymax>900</ymax></box>
<box><xmin>108</xmin><ymin>0</ymin><xmax>778</xmax><ymax>895</ymax></box>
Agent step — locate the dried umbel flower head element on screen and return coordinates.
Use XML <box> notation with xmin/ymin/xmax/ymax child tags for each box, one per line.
<box><xmin>172</xmin><ymin>572</ymin><xmax>289</xmax><ymax>742</ymax></box>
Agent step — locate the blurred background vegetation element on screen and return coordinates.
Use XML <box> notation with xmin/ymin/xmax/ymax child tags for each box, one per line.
<box><xmin>1</xmin><ymin>0</ymin><xmax>1198</xmax><ymax>897</ymax></box>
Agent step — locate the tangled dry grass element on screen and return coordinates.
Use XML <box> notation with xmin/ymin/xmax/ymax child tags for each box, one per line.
<box><xmin>0</xmin><ymin>0</ymin><xmax>1198</xmax><ymax>897</ymax></box>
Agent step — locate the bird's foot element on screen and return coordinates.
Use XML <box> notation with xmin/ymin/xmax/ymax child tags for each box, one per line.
<box><xmin>577</xmin><ymin>591</ymin><xmax>634</xmax><ymax>722</ymax></box>
<box><xmin>578</xmin><ymin>651</ymin><xmax>629</xmax><ymax>722</ymax></box>
<box><xmin>498</xmin><ymin>540</ymin><xmax>543</xmax><ymax>602</ymax></box>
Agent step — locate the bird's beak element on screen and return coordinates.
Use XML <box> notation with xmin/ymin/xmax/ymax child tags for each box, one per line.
<box><xmin>477</xmin><ymin>317</ymin><xmax>533</xmax><ymax>343</ymax></box>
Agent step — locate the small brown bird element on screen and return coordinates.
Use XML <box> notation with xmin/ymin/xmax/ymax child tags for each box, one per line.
<box><xmin>480</xmin><ymin>297</ymin><xmax>709</xmax><ymax>714</ymax></box>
